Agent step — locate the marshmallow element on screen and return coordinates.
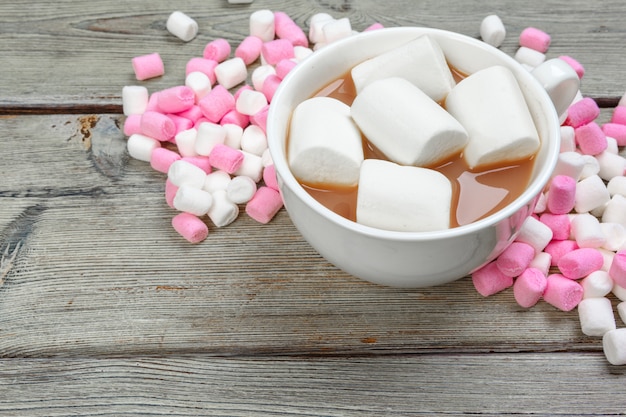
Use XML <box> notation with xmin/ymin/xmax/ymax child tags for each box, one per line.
<box><xmin>559</xmin><ymin>126</ymin><xmax>576</xmax><ymax>152</ymax></box>
<box><xmin>608</xmin><ymin>176</ymin><xmax>626</xmax><ymax>198</ymax></box>
<box><xmin>513</xmin><ymin>267</ymin><xmax>547</xmax><ymax>308</ymax></box>
<box><xmin>564</xmin><ymin>97</ymin><xmax>599</xmax><ymax>128</ymax></box>
<box><xmin>529</xmin><ymin>252</ymin><xmax>552</xmax><ymax>276</ymax></box>
<box><xmin>150</xmin><ymin>147</ymin><xmax>181</xmax><ymax>174</ymax></box>
<box><xmin>543</xmin><ymin>274</ymin><xmax>584</xmax><ymax>311</ymax></box>
<box><xmin>166</xmin><ymin>11</ymin><xmax>198</xmax><ymax>42</ymax></box>
<box><xmin>262</xmin><ymin>164</ymin><xmax>279</xmax><ymax>191</ymax></box>
<box><xmin>236</xmin><ymin>89</ymin><xmax>268</xmax><ymax>116</ymax></box>
<box><xmin>322</xmin><ymin>17</ymin><xmax>352</xmax><ymax>44</ymax></box>
<box><xmin>539</xmin><ymin>213</ymin><xmax>571</xmax><ymax>240</ymax></box>
<box><xmin>575</xmin><ymin>174</ymin><xmax>610</xmax><ymax>213</ymax></box>
<box><xmin>214</xmin><ymin>57</ymin><xmax>248</xmax><ymax>90</ymax></box>
<box><xmin>600</xmin><ymin>222</ymin><xmax>626</xmax><ymax>251</ymax></box>
<box><xmin>618</xmin><ymin>301</ymin><xmax>626</xmax><ymax>324</ymax></box>
<box><xmin>496</xmin><ymin>241</ymin><xmax>535</xmax><ymax>277</ymax></box>
<box><xmin>171</xmin><ymin>212</ymin><xmax>208</xmax><ymax>244</ymax></box>
<box><xmin>168</xmin><ymin>159</ymin><xmax>207</xmax><ymax>189</ymax></box>
<box><xmin>203</xmin><ymin>39</ymin><xmax>231</xmax><ymax>63</ymax></box>
<box><xmin>356</xmin><ymin>159</ymin><xmax>452</xmax><ymax>232</ymax></box>
<box><xmin>123</xmin><ymin>114</ymin><xmax>141</xmax><ymax>136</ymax></box>
<box><xmin>251</xmin><ymin>64</ymin><xmax>276</xmax><ymax>91</ymax></box>
<box><xmin>515</xmin><ymin>215</ymin><xmax>553</xmax><ymax>253</ymax></box>
<box><xmin>514</xmin><ymin>46</ymin><xmax>546</xmax><ymax>68</ymax></box>
<box><xmin>289</xmin><ymin>97</ymin><xmax>364</xmax><ymax>186</ymax></box>
<box><xmin>157</xmin><ymin>86</ymin><xmax>196</xmax><ymax>114</ymax></box>
<box><xmin>351</xmin><ymin>77</ymin><xmax>468</xmax><ymax>167</ymax></box>
<box><xmin>249</xmin><ymin>105</ymin><xmax>269</xmax><ymax>133</ymax></box>
<box><xmin>223</xmin><ymin>123</ymin><xmax>244</xmax><ymax>149</ymax></box>
<box><xmin>173</xmin><ymin>185</ymin><xmax>214</xmax><ymax>216</ymax></box>
<box><xmin>275</xmin><ymin>59</ymin><xmax>298</xmax><ymax>80</ymax></box>
<box><xmin>579</xmin><ymin>154</ymin><xmax>601</xmax><ymax>180</ymax></box>
<box><xmin>220</xmin><ymin>110</ymin><xmax>249</xmax><ymax>129</ymax></box>
<box><xmin>249</xmin><ymin>10</ymin><xmax>275</xmax><ymax>42</ymax></box>
<box><xmin>198</xmin><ymin>85</ymin><xmax>235</xmax><ymax>123</ymax></box>
<box><xmin>308</xmin><ymin>13</ymin><xmax>334</xmax><ymax>44</ymax></box>
<box><xmin>127</xmin><ymin>133</ymin><xmax>161</xmax><ymax>162</ymax></box>
<box><xmin>570</xmin><ymin>213</ymin><xmax>606</xmax><ymax>248</ymax></box>
<box><xmin>195</xmin><ymin>122</ymin><xmax>226</xmax><ymax>156</ymax></box>
<box><xmin>182</xmin><ymin>155</ymin><xmax>212</xmax><ymax>174</ymax></box>
<box><xmin>273</xmin><ymin>11</ymin><xmax>308</xmax><ymax>47</ymax></box>
<box><xmin>480</xmin><ymin>14</ymin><xmax>506</xmax><ymax>47</ymax></box>
<box><xmin>519</xmin><ymin>27</ymin><xmax>551</xmax><ymax>53</ymax></box>
<box><xmin>293</xmin><ymin>45</ymin><xmax>313</xmax><ymax>61</ymax></box>
<box><xmin>240</xmin><ymin>124</ymin><xmax>267</xmax><ymax>156</ymax></box>
<box><xmin>472</xmin><ymin>260</ymin><xmax>514</xmax><ymax>297</ymax></box>
<box><xmin>614</xmin><ymin>283</ymin><xmax>626</xmax><ymax>301</ymax></box>
<box><xmin>208</xmin><ymin>143</ymin><xmax>244</xmax><ymax>174</ymax></box>
<box><xmin>603</xmin><ymin>329</ymin><xmax>626</xmax><ymax>365</ymax></box>
<box><xmin>351</xmin><ymin>35</ymin><xmax>455</xmax><ymax>102</ymax></box>
<box><xmin>547</xmin><ymin>175</ymin><xmax>576</xmax><ymax>214</ymax></box>
<box><xmin>581</xmin><ymin>270</ymin><xmax>614</xmax><ymax>298</ymax></box>
<box><xmin>544</xmin><ymin>239</ymin><xmax>579</xmax><ymax>266</ymax></box>
<box><xmin>610</xmin><ymin>250</ymin><xmax>626</xmax><ymax>288</ymax></box>
<box><xmin>559</xmin><ymin>55</ymin><xmax>585</xmax><ymax>79</ymax></box>
<box><xmin>575</xmin><ymin>122</ymin><xmax>608</xmax><ymax>156</ymax></box>
<box><xmin>557</xmin><ymin>247</ymin><xmax>604</xmax><ymax>279</ymax></box>
<box><xmin>185</xmin><ymin>72</ymin><xmax>212</xmax><ymax>101</ymax></box>
<box><xmin>234</xmin><ymin>151</ymin><xmax>264</xmax><ymax>183</ymax></box>
<box><xmin>132</xmin><ymin>53</ymin><xmax>164</xmax><ymax>80</ymax></box>
<box><xmin>186</xmin><ymin>58</ymin><xmax>218</xmax><ymax>85</ymax></box>
<box><xmin>140</xmin><ymin>111</ymin><xmax>176</xmax><ymax>142</ymax></box>
<box><xmin>260</xmin><ymin>74</ymin><xmax>282</xmax><ymax>102</ymax></box>
<box><xmin>578</xmin><ymin>297</ymin><xmax>616</xmax><ymax>337</ymax></box>
<box><xmin>168</xmin><ymin>114</ymin><xmax>193</xmax><ymax>135</ymax></box>
<box><xmin>245</xmin><ymin>186</ymin><xmax>283</xmax><ymax>224</ymax></box>
<box><xmin>226</xmin><ymin>175</ymin><xmax>257</xmax><ymax>204</ymax></box>
<box><xmin>203</xmin><ymin>170</ymin><xmax>232</xmax><ymax>194</ymax></box>
<box><xmin>602</xmin><ymin>123</ymin><xmax>626</xmax><ymax>146</ymax></box>
<box><xmin>208</xmin><ymin>190</ymin><xmax>239</xmax><ymax>227</ymax></box>
<box><xmin>235</xmin><ymin>36</ymin><xmax>263</xmax><ymax>65</ymax></box>
<box><xmin>261</xmin><ymin>39</ymin><xmax>295</xmax><ymax>65</ymax></box>
<box><xmin>122</xmin><ymin>86</ymin><xmax>149</xmax><ymax>115</ymax></box>
<box><xmin>165</xmin><ymin>179</ymin><xmax>178</xmax><ymax>209</ymax></box>
<box><xmin>445</xmin><ymin>65</ymin><xmax>540</xmax><ymax>170</ymax></box>
<box><xmin>174</xmin><ymin>128</ymin><xmax>198</xmax><ymax>157</ymax></box>
<box><xmin>552</xmin><ymin>152</ymin><xmax>585</xmax><ymax>180</ymax></box>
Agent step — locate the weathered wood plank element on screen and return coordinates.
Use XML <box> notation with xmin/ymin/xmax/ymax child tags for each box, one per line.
<box><xmin>1</xmin><ymin>353</ymin><xmax>624</xmax><ymax>416</ymax></box>
<box><xmin>1</xmin><ymin>0</ymin><xmax>626</xmax><ymax>109</ymax></box>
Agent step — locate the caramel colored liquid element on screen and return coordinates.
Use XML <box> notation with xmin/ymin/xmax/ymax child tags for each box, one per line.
<box><xmin>297</xmin><ymin>71</ymin><xmax>536</xmax><ymax>228</ymax></box>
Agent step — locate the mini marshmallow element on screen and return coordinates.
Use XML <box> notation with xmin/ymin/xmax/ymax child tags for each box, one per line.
<box><xmin>208</xmin><ymin>143</ymin><xmax>244</xmax><ymax>174</ymax></box>
<box><xmin>618</xmin><ymin>301</ymin><xmax>626</xmax><ymax>324</ymax></box>
<box><xmin>539</xmin><ymin>213</ymin><xmax>571</xmax><ymax>241</ymax></box>
<box><xmin>275</xmin><ymin>58</ymin><xmax>298</xmax><ymax>79</ymax></box>
<box><xmin>445</xmin><ymin>65</ymin><xmax>540</xmax><ymax>170</ymax></box>
<box><xmin>249</xmin><ymin>10</ymin><xmax>275</xmax><ymax>42</ymax></box>
<box><xmin>575</xmin><ymin>174</ymin><xmax>610</xmax><ymax>213</ymax></box>
<box><xmin>214</xmin><ymin>57</ymin><xmax>247</xmax><ymax>90</ymax></box>
<box><xmin>578</xmin><ymin>297</ymin><xmax>616</xmax><ymax>337</ymax></box>
<box><xmin>223</xmin><ymin>123</ymin><xmax>244</xmax><ymax>149</ymax></box>
<box><xmin>240</xmin><ymin>124</ymin><xmax>267</xmax><ymax>156</ymax></box>
<box><xmin>543</xmin><ymin>273</ymin><xmax>584</xmax><ymax>311</ymax></box>
<box><xmin>356</xmin><ymin>159</ymin><xmax>452</xmax><ymax>232</ymax></box>
<box><xmin>322</xmin><ymin>17</ymin><xmax>352</xmax><ymax>44</ymax></box>
<box><xmin>220</xmin><ymin>110</ymin><xmax>249</xmax><ymax>129</ymax></box>
<box><xmin>171</xmin><ymin>212</ymin><xmax>208</xmax><ymax>244</ymax></box>
<box><xmin>614</xmin><ymin>283</ymin><xmax>626</xmax><ymax>302</ymax></box>
<box><xmin>602</xmin><ymin>123</ymin><xmax>626</xmax><ymax>146</ymax></box>
<box><xmin>529</xmin><ymin>252</ymin><xmax>552</xmax><ymax>276</ymax></box>
<box><xmin>174</xmin><ymin>128</ymin><xmax>198</xmax><ymax>157</ymax></box>
<box><xmin>600</xmin><ymin>222</ymin><xmax>626</xmax><ymax>251</ymax></box>
<box><xmin>226</xmin><ymin>175</ymin><xmax>257</xmax><ymax>204</ymax></box>
<box><xmin>480</xmin><ymin>14</ymin><xmax>506</xmax><ymax>47</ymax></box>
<box><xmin>150</xmin><ymin>147</ymin><xmax>181</xmax><ymax>174</ymax></box>
<box><xmin>565</xmin><ymin>97</ymin><xmax>600</xmax><ymax>128</ymax></box>
<box><xmin>496</xmin><ymin>241</ymin><xmax>535</xmax><ymax>277</ymax></box>
<box><xmin>173</xmin><ymin>185</ymin><xmax>213</xmax><ymax>216</ymax></box>
<box><xmin>544</xmin><ymin>239</ymin><xmax>579</xmax><ymax>266</ymax></box>
<box><xmin>245</xmin><ymin>186</ymin><xmax>283</xmax><ymax>223</ymax></box>
<box><xmin>308</xmin><ymin>13</ymin><xmax>334</xmax><ymax>44</ymax></box>
<box><xmin>122</xmin><ymin>86</ymin><xmax>149</xmax><ymax>115</ymax></box>
<box><xmin>289</xmin><ymin>97</ymin><xmax>363</xmax><ymax>186</ymax></box>
<box><xmin>195</xmin><ymin>122</ymin><xmax>226</xmax><ymax>156</ymax></box>
<box><xmin>262</xmin><ymin>164</ymin><xmax>279</xmax><ymax>191</ymax></box>
<box><xmin>608</xmin><ymin>176</ymin><xmax>626</xmax><ymax>198</ymax></box>
<box><xmin>261</xmin><ymin>148</ymin><xmax>273</xmax><ymax>167</ymax></box>
<box><xmin>182</xmin><ymin>156</ymin><xmax>212</xmax><ymax>174</ymax></box>
<box><xmin>156</xmin><ymin>86</ymin><xmax>196</xmax><ymax>114</ymax></box>
<box><xmin>273</xmin><ymin>11</ymin><xmax>308</xmax><ymax>47</ymax></box>
<box><xmin>123</xmin><ymin>114</ymin><xmax>142</xmax><ymax>136</ymax></box>
<box><xmin>127</xmin><ymin>133</ymin><xmax>161</xmax><ymax>162</ymax></box>
<box><xmin>140</xmin><ymin>111</ymin><xmax>176</xmax><ymax>142</ymax></box>
<box><xmin>472</xmin><ymin>261</ymin><xmax>514</xmax><ymax>297</ymax></box>
<box><xmin>603</xmin><ymin>328</ymin><xmax>626</xmax><ymax>365</ymax></box>
<box><xmin>208</xmin><ymin>190</ymin><xmax>239</xmax><ymax>227</ymax></box>
<box><xmin>166</xmin><ymin>11</ymin><xmax>198</xmax><ymax>42</ymax></box>
<box><xmin>515</xmin><ymin>216</ymin><xmax>553</xmax><ymax>253</ymax></box>
<box><xmin>513</xmin><ymin>267</ymin><xmax>547</xmax><ymax>308</ymax></box>
<box><xmin>559</xmin><ymin>55</ymin><xmax>585</xmax><ymax>79</ymax></box>
<box><xmin>610</xmin><ymin>251</ymin><xmax>626</xmax><ymax>288</ymax></box>
<box><xmin>249</xmin><ymin>105</ymin><xmax>269</xmax><ymax>133</ymax></box>
<box><xmin>185</xmin><ymin>72</ymin><xmax>212</xmax><ymax>101</ymax></box>
<box><xmin>600</xmin><ymin>248</ymin><xmax>616</xmax><ymax>272</ymax></box>
<box><xmin>611</xmin><ymin>106</ymin><xmax>626</xmax><ymax>124</ymax></box>
<box><xmin>547</xmin><ymin>175</ymin><xmax>576</xmax><ymax>214</ymax></box>
<box><xmin>235</xmin><ymin>36</ymin><xmax>263</xmax><ymax>65</ymax></box>
<box><xmin>198</xmin><ymin>85</ymin><xmax>235</xmax><ymax>123</ymax></box>
<box><xmin>582</xmin><ymin>270</ymin><xmax>614</xmax><ymax>298</ymax></box>
<box><xmin>519</xmin><ymin>27</ymin><xmax>551</xmax><ymax>53</ymax></box>
<box><xmin>293</xmin><ymin>45</ymin><xmax>313</xmax><ymax>61</ymax></box>
<box><xmin>202</xmin><ymin>170</ymin><xmax>232</xmax><ymax>194</ymax></box>
<box><xmin>351</xmin><ymin>77</ymin><xmax>467</xmax><ymax>167</ymax></box>
<box><xmin>579</xmin><ymin>154</ymin><xmax>601</xmax><ymax>180</ymax></box>
<box><xmin>168</xmin><ymin>159</ymin><xmax>207</xmax><ymax>189</ymax></box>
<box><xmin>605</xmin><ymin>136</ymin><xmax>619</xmax><ymax>154</ymax></box>
<box><xmin>186</xmin><ymin>58</ymin><xmax>218</xmax><ymax>85</ymax></box>
<box><xmin>261</xmin><ymin>39</ymin><xmax>295</xmax><ymax>65</ymax></box>
<box><xmin>364</xmin><ymin>22</ymin><xmax>384</xmax><ymax>31</ymax></box>
<box><xmin>132</xmin><ymin>53</ymin><xmax>164</xmax><ymax>80</ymax></box>
<box><xmin>234</xmin><ymin>151</ymin><xmax>264</xmax><ymax>183</ymax></box>
<box><xmin>557</xmin><ymin>247</ymin><xmax>604</xmax><ymax>279</ymax></box>
<box><xmin>351</xmin><ymin>35</ymin><xmax>455</xmax><ymax>101</ymax></box>
<box><xmin>167</xmin><ymin>114</ymin><xmax>193</xmax><ymax>135</ymax></box>
<box><xmin>559</xmin><ymin>126</ymin><xmax>576</xmax><ymax>152</ymax></box>
<box><xmin>596</xmin><ymin>151</ymin><xmax>626</xmax><ymax>181</ymax></box>
<box><xmin>236</xmin><ymin>89</ymin><xmax>268</xmax><ymax>116</ymax></box>
<box><xmin>251</xmin><ymin>65</ymin><xmax>276</xmax><ymax>91</ymax></box>
<box><xmin>514</xmin><ymin>46</ymin><xmax>546</xmax><ymax>68</ymax></box>
<box><xmin>570</xmin><ymin>213</ymin><xmax>606</xmax><ymax>248</ymax></box>
<box><xmin>203</xmin><ymin>38</ymin><xmax>231</xmax><ymax>62</ymax></box>
<box><xmin>165</xmin><ymin>179</ymin><xmax>178</xmax><ymax>209</ymax></box>
<box><xmin>260</xmin><ymin>74</ymin><xmax>282</xmax><ymax>102</ymax></box>
<box><xmin>533</xmin><ymin>192</ymin><xmax>548</xmax><ymax>214</ymax></box>
<box><xmin>575</xmin><ymin>122</ymin><xmax>608</xmax><ymax>156</ymax></box>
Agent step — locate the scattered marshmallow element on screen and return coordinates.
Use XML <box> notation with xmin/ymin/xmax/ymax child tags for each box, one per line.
<box><xmin>127</xmin><ymin>133</ymin><xmax>161</xmax><ymax>162</ymax></box>
<box><xmin>519</xmin><ymin>27</ymin><xmax>551</xmax><ymax>53</ymax></box>
<box><xmin>208</xmin><ymin>189</ymin><xmax>239</xmax><ymax>227</ymax></box>
<box><xmin>226</xmin><ymin>175</ymin><xmax>257</xmax><ymax>204</ymax></box>
<box><xmin>249</xmin><ymin>10</ymin><xmax>275</xmax><ymax>42</ymax></box>
<box><xmin>171</xmin><ymin>212</ymin><xmax>208</xmax><ymax>243</ymax></box>
<box><xmin>513</xmin><ymin>267</ymin><xmax>547</xmax><ymax>307</ymax></box>
<box><xmin>132</xmin><ymin>52</ymin><xmax>164</xmax><ymax>80</ymax></box>
<box><xmin>543</xmin><ymin>274</ymin><xmax>584</xmax><ymax>311</ymax></box>
<box><xmin>603</xmin><ymin>329</ymin><xmax>626</xmax><ymax>365</ymax></box>
<box><xmin>245</xmin><ymin>186</ymin><xmax>283</xmax><ymax>223</ymax></box>
<box><xmin>173</xmin><ymin>185</ymin><xmax>214</xmax><ymax>216</ymax></box>
<box><xmin>472</xmin><ymin>261</ymin><xmax>514</xmax><ymax>297</ymax></box>
<box><xmin>122</xmin><ymin>86</ymin><xmax>149</xmax><ymax>115</ymax></box>
<box><xmin>578</xmin><ymin>297</ymin><xmax>616</xmax><ymax>336</ymax></box>
<box><xmin>166</xmin><ymin>11</ymin><xmax>198</xmax><ymax>42</ymax></box>
<box><xmin>480</xmin><ymin>14</ymin><xmax>506</xmax><ymax>47</ymax></box>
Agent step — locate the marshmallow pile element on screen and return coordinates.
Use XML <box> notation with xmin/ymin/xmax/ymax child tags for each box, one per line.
<box><xmin>476</xmin><ymin>18</ymin><xmax>626</xmax><ymax>366</ymax></box>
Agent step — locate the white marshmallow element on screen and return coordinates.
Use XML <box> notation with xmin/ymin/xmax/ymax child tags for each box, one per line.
<box><xmin>446</xmin><ymin>65</ymin><xmax>540</xmax><ymax>170</ymax></box>
<box><xmin>293</xmin><ymin>46</ymin><xmax>314</xmax><ymax>62</ymax></box>
<box><xmin>533</xmin><ymin>191</ymin><xmax>547</xmax><ymax>214</ymax></box>
<box><xmin>574</xmin><ymin>174</ymin><xmax>610</xmax><ymax>213</ymax></box>
<box><xmin>122</xmin><ymin>86</ymin><xmax>149</xmax><ymax>115</ymax></box>
<box><xmin>236</xmin><ymin>89</ymin><xmax>268</xmax><ymax>116</ymax></box>
<box><xmin>322</xmin><ymin>17</ymin><xmax>352</xmax><ymax>44</ymax></box>
<box><xmin>614</xmin><ymin>284</ymin><xmax>626</xmax><ymax>302</ymax></box>
<box><xmin>251</xmin><ymin>64</ymin><xmax>276</xmax><ymax>91</ymax></box>
<box><xmin>600</xmin><ymin>248</ymin><xmax>615</xmax><ymax>272</ymax></box>
<box><xmin>480</xmin><ymin>14</ymin><xmax>506</xmax><ymax>47</ymax></box>
<box><xmin>606</xmin><ymin>136</ymin><xmax>619</xmax><ymax>154</ymax></box>
<box><xmin>127</xmin><ymin>133</ymin><xmax>160</xmax><ymax>162</ymax></box>
<box><xmin>168</xmin><ymin>159</ymin><xmax>207</xmax><ymax>189</ymax></box>
<box><xmin>579</xmin><ymin>154</ymin><xmax>600</xmax><ymax>180</ymax></box>
<box><xmin>308</xmin><ymin>13</ymin><xmax>334</xmax><ymax>44</ymax></box>
<box><xmin>175</xmin><ymin>128</ymin><xmax>198</xmax><ymax>157</ymax></box>
<box><xmin>618</xmin><ymin>301</ymin><xmax>626</xmax><ymax>325</ymax></box>
<box><xmin>203</xmin><ymin>170</ymin><xmax>232</xmax><ymax>194</ymax></box>
<box><xmin>249</xmin><ymin>9</ymin><xmax>275</xmax><ymax>42</ymax></box>
<box><xmin>226</xmin><ymin>175</ymin><xmax>257</xmax><ymax>204</ymax></box>
<box><xmin>166</xmin><ymin>11</ymin><xmax>198</xmax><ymax>42</ymax></box>
<box><xmin>552</xmin><ymin>151</ymin><xmax>585</xmax><ymax>180</ymax></box>
<box><xmin>596</xmin><ymin>151</ymin><xmax>626</xmax><ymax>181</ymax></box>
<box><xmin>529</xmin><ymin>251</ymin><xmax>552</xmax><ymax>276</ymax></box>
<box><xmin>214</xmin><ymin>57</ymin><xmax>247</xmax><ymax>90</ymax></box>
<box><xmin>234</xmin><ymin>151</ymin><xmax>264</xmax><ymax>182</ymax></box>
<box><xmin>351</xmin><ymin>77</ymin><xmax>468</xmax><ymax>167</ymax></box>
<box><xmin>208</xmin><ymin>189</ymin><xmax>239</xmax><ymax>227</ymax></box>
<box><xmin>351</xmin><ymin>35</ymin><xmax>455</xmax><ymax>102</ymax></box>
<box><xmin>514</xmin><ymin>46</ymin><xmax>546</xmax><ymax>68</ymax></box>
<box><xmin>600</xmin><ymin>222</ymin><xmax>626</xmax><ymax>252</ymax></box>
<box><xmin>356</xmin><ymin>159</ymin><xmax>452</xmax><ymax>232</ymax></box>
<box><xmin>289</xmin><ymin>97</ymin><xmax>364</xmax><ymax>186</ymax></box>
<box><xmin>240</xmin><ymin>124</ymin><xmax>267</xmax><ymax>156</ymax></box>
<box><xmin>222</xmin><ymin>123</ymin><xmax>244</xmax><ymax>150</ymax></box>
<box><xmin>559</xmin><ymin>125</ymin><xmax>576</xmax><ymax>152</ymax></box>
<box><xmin>581</xmin><ymin>270</ymin><xmax>614</xmax><ymax>299</ymax></box>
<box><xmin>602</xmin><ymin>194</ymin><xmax>626</xmax><ymax>227</ymax></box>
<box><xmin>261</xmin><ymin>148</ymin><xmax>273</xmax><ymax>167</ymax></box>
<box><xmin>578</xmin><ymin>297</ymin><xmax>616</xmax><ymax>337</ymax></box>
<box><xmin>173</xmin><ymin>185</ymin><xmax>213</xmax><ymax>216</ymax></box>
<box><xmin>603</xmin><ymin>328</ymin><xmax>626</xmax><ymax>365</ymax></box>
<box><xmin>195</xmin><ymin>122</ymin><xmax>226</xmax><ymax>156</ymax></box>
<box><xmin>608</xmin><ymin>176</ymin><xmax>626</xmax><ymax>197</ymax></box>
<box><xmin>185</xmin><ymin>71</ymin><xmax>212</xmax><ymax>101</ymax></box>
<box><xmin>515</xmin><ymin>215</ymin><xmax>553</xmax><ymax>253</ymax></box>
<box><xmin>570</xmin><ymin>213</ymin><xmax>606</xmax><ymax>248</ymax></box>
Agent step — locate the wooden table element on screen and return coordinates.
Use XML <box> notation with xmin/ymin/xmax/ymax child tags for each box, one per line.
<box><xmin>2</xmin><ymin>1</ymin><xmax>626</xmax><ymax>415</ymax></box>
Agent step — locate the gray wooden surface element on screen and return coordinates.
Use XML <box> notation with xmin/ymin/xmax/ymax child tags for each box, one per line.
<box><xmin>1</xmin><ymin>0</ymin><xmax>626</xmax><ymax>415</ymax></box>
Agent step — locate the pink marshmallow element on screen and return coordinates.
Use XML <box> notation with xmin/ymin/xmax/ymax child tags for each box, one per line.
<box><xmin>558</xmin><ymin>55</ymin><xmax>585</xmax><ymax>79</ymax></box>
<box><xmin>564</xmin><ymin>97</ymin><xmax>599</xmax><ymax>128</ymax></box>
<box><xmin>123</xmin><ymin>114</ymin><xmax>142</xmax><ymax>136</ymax></box>
<box><xmin>235</xmin><ymin>35</ymin><xmax>263</xmax><ymax>65</ymax></box>
<box><xmin>176</xmin><ymin>105</ymin><xmax>204</xmax><ymax>123</ymax></box>
<box><xmin>575</xmin><ymin>122</ymin><xmax>608</xmax><ymax>155</ymax></box>
<box><xmin>186</xmin><ymin>58</ymin><xmax>218</xmax><ymax>85</ymax></box>
<box><xmin>245</xmin><ymin>186</ymin><xmax>283</xmax><ymax>224</ymax></box>
<box><xmin>557</xmin><ymin>247</ymin><xmax>604</xmax><ymax>279</ymax></box>
<box><xmin>156</xmin><ymin>86</ymin><xmax>196</xmax><ymax>114</ymax></box>
<box><xmin>181</xmin><ymin>156</ymin><xmax>212</xmax><ymax>174</ymax></box>
<box><xmin>208</xmin><ymin>143</ymin><xmax>245</xmax><ymax>174</ymax></box>
<box><xmin>544</xmin><ymin>239</ymin><xmax>579</xmax><ymax>266</ymax></box>
<box><xmin>274</xmin><ymin>11</ymin><xmax>309</xmax><ymax>47</ymax></box>
<box><xmin>513</xmin><ymin>267</ymin><xmax>548</xmax><ymax>308</ymax></box>
<box><xmin>198</xmin><ymin>85</ymin><xmax>235</xmax><ymax>123</ymax></box>
<box><xmin>496</xmin><ymin>241</ymin><xmax>535</xmax><ymax>277</ymax></box>
<box><xmin>547</xmin><ymin>175</ymin><xmax>576</xmax><ymax>215</ymax></box>
<box><xmin>275</xmin><ymin>58</ymin><xmax>298</xmax><ymax>79</ymax></box>
<box><xmin>543</xmin><ymin>274</ymin><xmax>584</xmax><ymax>311</ymax></box>
<box><xmin>539</xmin><ymin>213</ymin><xmax>571</xmax><ymax>240</ymax></box>
<box><xmin>140</xmin><ymin>111</ymin><xmax>176</xmax><ymax>142</ymax></box>
<box><xmin>602</xmin><ymin>123</ymin><xmax>626</xmax><ymax>146</ymax></box>
<box><xmin>261</xmin><ymin>74</ymin><xmax>282</xmax><ymax>102</ymax></box>
<box><xmin>519</xmin><ymin>27</ymin><xmax>551</xmax><ymax>53</ymax></box>
<box><xmin>610</xmin><ymin>106</ymin><xmax>626</xmax><ymax>125</ymax></box>
<box><xmin>171</xmin><ymin>212</ymin><xmax>209</xmax><ymax>244</ymax></box>
<box><xmin>150</xmin><ymin>147</ymin><xmax>181</xmax><ymax>174</ymax></box>
<box><xmin>220</xmin><ymin>109</ymin><xmax>250</xmax><ymax>129</ymax></box>
<box><xmin>263</xmin><ymin>164</ymin><xmax>279</xmax><ymax>191</ymax></box>
<box><xmin>132</xmin><ymin>52</ymin><xmax>165</xmax><ymax>80</ymax></box>
<box><xmin>203</xmin><ymin>38</ymin><xmax>231</xmax><ymax>62</ymax></box>
<box><xmin>609</xmin><ymin>251</ymin><xmax>626</xmax><ymax>288</ymax></box>
<box><xmin>145</xmin><ymin>93</ymin><xmax>160</xmax><ymax>112</ymax></box>
<box><xmin>167</xmin><ymin>114</ymin><xmax>194</xmax><ymax>135</ymax></box>
<box><xmin>249</xmin><ymin>105</ymin><xmax>269</xmax><ymax>133</ymax></box>
<box><xmin>165</xmin><ymin>179</ymin><xmax>178</xmax><ymax>209</ymax></box>
<box><xmin>364</xmin><ymin>22</ymin><xmax>385</xmax><ymax>31</ymax></box>
<box><xmin>471</xmin><ymin>260</ymin><xmax>514</xmax><ymax>297</ymax></box>
<box><xmin>261</xmin><ymin>39</ymin><xmax>295</xmax><ymax>65</ymax></box>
